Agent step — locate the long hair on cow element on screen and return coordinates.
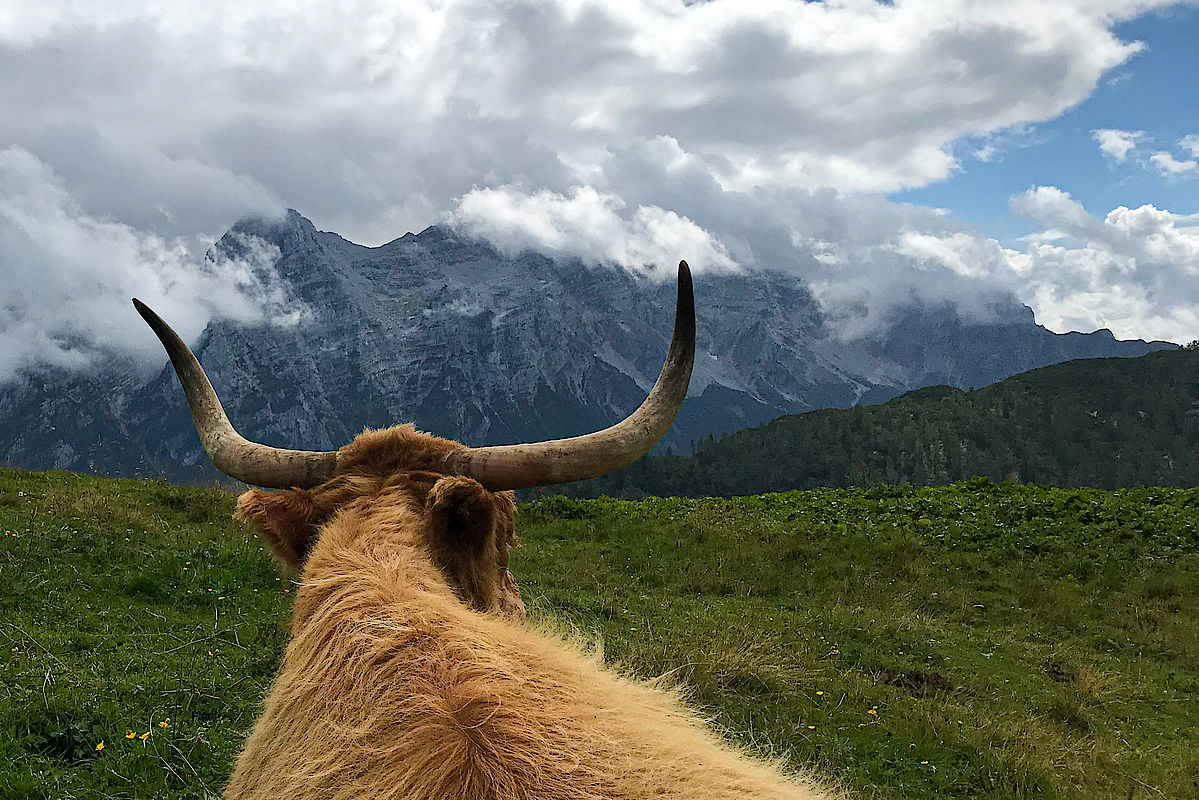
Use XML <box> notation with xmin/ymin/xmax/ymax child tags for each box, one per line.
<box><xmin>135</xmin><ymin>261</ymin><xmax>845</xmax><ymax>800</ymax></box>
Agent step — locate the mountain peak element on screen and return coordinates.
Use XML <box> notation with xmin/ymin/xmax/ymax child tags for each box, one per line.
<box><xmin>213</xmin><ymin>210</ymin><xmax>368</xmax><ymax>275</ymax></box>
<box><xmin>224</xmin><ymin>208</ymin><xmax>316</xmax><ymax>245</ymax></box>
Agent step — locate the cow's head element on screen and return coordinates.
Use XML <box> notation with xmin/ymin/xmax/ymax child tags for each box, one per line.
<box><xmin>134</xmin><ymin>262</ymin><xmax>694</xmax><ymax>619</ymax></box>
<box><xmin>233</xmin><ymin>426</ymin><xmax>527</xmax><ymax>617</ymax></box>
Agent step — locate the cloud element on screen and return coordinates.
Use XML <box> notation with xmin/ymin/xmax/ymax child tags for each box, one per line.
<box><xmin>0</xmin><ymin>0</ymin><xmax>1161</xmax><ymax>240</ymax></box>
<box><xmin>447</xmin><ymin>185</ymin><xmax>737</xmax><ymax>276</ymax></box>
<box><xmin>1093</xmin><ymin>128</ymin><xmax>1144</xmax><ymax>162</ymax></box>
<box><xmin>829</xmin><ymin>186</ymin><xmax>1199</xmax><ymax>344</ymax></box>
<box><xmin>894</xmin><ymin>231</ymin><xmax>1012</xmax><ymax>281</ymax></box>
<box><xmin>809</xmin><ymin>229</ymin><xmax>1023</xmax><ymax>340</ymax></box>
<box><xmin>1094</xmin><ymin>130</ymin><xmax>1199</xmax><ymax>178</ymax></box>
<box><xmin>0</xmin><ymin>0</ymin><xmax>1188</xmax><ymax>375</ymax></box>
<box><xmin>1149</xmin><ymin>151</ymin><xmax>1198</xmax><ymax>175</ymax></box>
<box><xmin>972</xmin><ymin>144</ymin><xmax>1001</xmax><ymax>163</ymax></box>
<box><xmin>1007</xmin><ymin>187</ymin><xmax>1199</xmax><ymax>341</ymax></box>
<box><xmin>0</xmin><ymin>147</ymin><xmax>302</xmax><ymax>383</ymax></box>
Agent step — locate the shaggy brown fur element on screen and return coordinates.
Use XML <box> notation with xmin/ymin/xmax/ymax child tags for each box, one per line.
<box><xmin>226</xmin><ymin>425</ymin><xmax>842</xmax><ymax>800</ymax></box>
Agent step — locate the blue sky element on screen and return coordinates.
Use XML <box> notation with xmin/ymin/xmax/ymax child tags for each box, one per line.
<box><xmin>898</xmin><ymin>4</ymin><xmax>1198</xmax><ymax>241</ymax></box>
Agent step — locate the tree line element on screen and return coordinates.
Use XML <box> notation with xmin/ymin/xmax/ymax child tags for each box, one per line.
<box><xmin>529</xmin><ymin>349</ymin><xmax>1199</xmax><ymax>499</ymax></box>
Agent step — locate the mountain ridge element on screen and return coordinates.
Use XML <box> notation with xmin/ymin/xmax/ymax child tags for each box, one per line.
<box><xmin>0</xmin><ymin>210</ymin><xmax>1174</xmax><ymax>484</ymax></box>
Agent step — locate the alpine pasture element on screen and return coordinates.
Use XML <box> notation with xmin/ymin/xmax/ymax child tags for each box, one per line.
<box><xmin>0</xmin><ymin>468</ymin><xmax>1196</xmax><ymax>799</ymax></box>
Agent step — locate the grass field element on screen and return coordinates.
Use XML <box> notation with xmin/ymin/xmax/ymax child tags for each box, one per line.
<box><xmin>1</xmin><ymin>467</ymin><xmax>1196</xmax><ymax>799</ymax></box>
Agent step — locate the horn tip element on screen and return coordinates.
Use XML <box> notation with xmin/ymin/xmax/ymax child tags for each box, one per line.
<box><xmin>675</xmin><ymin>260</ymin><xmax>694</xmax><ymax>307</ymax></box>
<box><xmin>677</xmin><ymin>261</ymin><xmax>693</xmax><ymax>293</ymax></box>
<box><xmin>677</xmin><ymin>260</ymin><xmax>692</xmax><ymax>288</ymax></box>
<box><xmin>132</xmin><ymin>298</ymin><xmax>155</xmax><ymax>322</ymax></box>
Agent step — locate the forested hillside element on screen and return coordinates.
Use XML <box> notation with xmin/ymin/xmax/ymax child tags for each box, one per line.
<box><xmin>539</xmin><ymin>348</ymin><xmax>1199</xmax><ymax>499</ymax></box>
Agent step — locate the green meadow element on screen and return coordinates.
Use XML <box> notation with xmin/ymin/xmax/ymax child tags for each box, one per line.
<box><xmin>0</xmin><ymin>467</ymin><xmax>1196</xmax><ymax>799</ymax></box>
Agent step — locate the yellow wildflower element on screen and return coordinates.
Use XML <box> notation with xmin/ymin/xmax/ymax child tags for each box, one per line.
<box><xmin>125</xmin><ymin>730</ymin><xmax>135</xmax><ymax>739</ymax></box>
<box><xmin>139</xmin><ymin>731</ymin><xmax>151</xmax><ymax>740</ymax></box>
<box><xmin>96</xmin><ymin>740</ymin><xmax>104</xmax><ymax>751</ymax></box>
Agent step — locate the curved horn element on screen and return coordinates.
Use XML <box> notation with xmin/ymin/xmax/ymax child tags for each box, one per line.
<box><xmin>132</xmin><ymin>299</ymin><xmax>339</xmax><ymax>488</ymax></box>
<box><xmin>445</xmin><ymin>260</ymin><xmax>695</xmax><ymax>490</ymax></box>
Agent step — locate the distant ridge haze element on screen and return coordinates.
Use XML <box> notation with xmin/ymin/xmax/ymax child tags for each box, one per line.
<box><xmin>0</xmin><ymin>211</ymin><xmax>1174</xmax><ymax>485</ymax></box>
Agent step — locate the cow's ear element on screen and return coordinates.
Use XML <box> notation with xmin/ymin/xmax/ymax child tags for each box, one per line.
<box><xmin>236</xmin><ymin>488</ymin><xmax>322</xmax><ymax>572</ymax></box>
<box><xmin>425</xmin><ymin>476</ymin><xmax>496</xmax><ymax>550</ymax></box>
<box><xmin>425</xmin><ymin>476</ymin><xmax>515</xmax><ymax>611</ymax></box>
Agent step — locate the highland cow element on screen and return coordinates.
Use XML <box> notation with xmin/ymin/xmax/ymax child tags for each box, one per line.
<box><xmin>136</xmin><ymin>262</ymin><xmax>840</xmax><ymax>799</ymax></box>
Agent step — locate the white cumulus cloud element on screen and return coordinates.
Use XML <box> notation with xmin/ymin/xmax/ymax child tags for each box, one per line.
<box><xmin>1008</xmin><ymin>187</ymin><xmax>1199</xmax><ymax>341</ymax></box>
<box><xmin>1149</xmin><ymin>151</ymin><xmax>1199</xmax><ymax>175</ymax></box>
<box><xmin>447</xmin><ymin>186</ymin><xmax>736</xmax><ymax>276</ymax></box>
<box><xmin>0</xmin><ymin>0</ymin><xmax>1164</xmax><ymax>239</ymax></box>
<box><xmin>1093</xmin><ymin>128</ymin><xmax>1144</xmax><ymax>162</ymax></box>
<box><xmin>844</xmin><ymin>187</ymin><xmax>1199</xmax><ymax>344</ymax></box>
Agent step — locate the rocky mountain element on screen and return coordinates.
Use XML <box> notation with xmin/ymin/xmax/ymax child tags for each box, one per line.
<box><xmin>0</xmin><ymin>211</ymin><xmax>1175</xmax><ymax>485</ymax></box>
